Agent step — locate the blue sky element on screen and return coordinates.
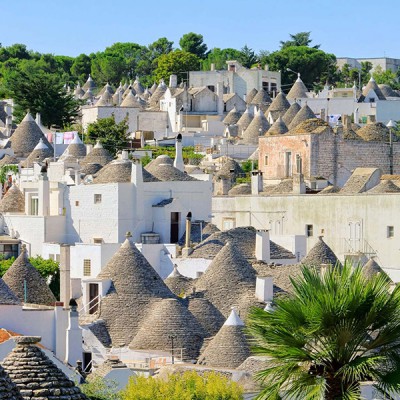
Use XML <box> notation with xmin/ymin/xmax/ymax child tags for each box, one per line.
<box><xmin>1</xmin><ymin>0</ymin><xmax>398</xmax><ymax>58</ymax></box>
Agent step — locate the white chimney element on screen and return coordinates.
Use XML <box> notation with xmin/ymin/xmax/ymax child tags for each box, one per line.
<box><xmin>121</xmin><ymin>150</ymin><xmax>129</xmax><ymax>160</ymax></box>
<box><xmin>35</xmin><ymin>112</ymin><xmax>41</xmax><ymax>126</ymax></box>
<box><xmin>251</xmin><ymin>170</ymin><xmax>263</xmax><ymax>194</ymax></box>
<box><xmin>131</xmin><ymin>158</ymin><xmax>143</xmax><ymax>185</ymax></box>
<box><xmin>217</xmin><ymin>82</ymin><xmax>224</xmax><ymax>116</ymax></box>
<box><xmin>59</xmin><ymin>245</ymin><xmax>71</xmax><ymax>306</ymax></box>
<box><xmin>65</xmin><ymin>301</ymin><xmax>83</xmax><ymax>367</ymax></box>
<box><xmin>210</xmin><ymin>63</ymin><xmax>215</xmax><ymax>71</ymax></box>
<box><xmin>38</xmin><ymin>171</ymin><xmax>50</xmax><ymax>217</ymax></box>
<box><xmin>255</xmin><ymin>276</ymin><xmax>273</xmax><ymax>302</ymax></box>
<box><xmin>173</xmin><ymin>133</ymin><xmax>184</xmax><ymax>171</ymax></box>
<box><xmin>256</xmin><ymin>229</ymin><xmax>270</xmax><ymax>262</ymax></box>
<box><xmin>169</xmin><ymin>74</ymin><xmax>178</xmax><ymax>88</ymax></box>
<box><xmin>293</xmin><ymin>173</ymin><xmax>306</xmax><ymax>194</ymax></box>
<box><xmin>86</xmin><ymin>144</ymin><xmax>93</xmax><ymax>154</ymax></box>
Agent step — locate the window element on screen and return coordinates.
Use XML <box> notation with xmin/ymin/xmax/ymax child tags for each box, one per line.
<box><xmin>93</xmin><ymin>238</ymin><xmax>103</xmax><ymax>244</ymax></box>
<box><xmin>306</xmin><ymin>224</ymin><xmax>313</xmax><ymax>237</ymax></box>
<box><xmin>49</xmin><ymin>254</ymin><xmax>55</xmax><ymax>260</ymax></box>
<box><xmin>388</xmin><ymin>226</ymin><xmax>394</xmax><ymax>238</ymax></box>
<box><xmin>264</xmin><ymin>155</ymin><xmax>269</xmax><ymax>166</ymax></box>
<box><xmin>229</xmin><ymin>64</ymin><xmax>236</xmax><ymax>72</ymax></box>
<box><xmin>83</xmin><ymin>259</ymin><xmax>91</xmax><ymax>276</ymax></box>
<box><xmin>296</xmin><ymin>154</ymin><xmax>302</xmax><ymax>174</ymax></box>
<box><xmin>30</xmin><ymin>197</ymin><xmax>39</xmax><ymax>216</ymax></box>
<box><xmin>94</xmin><ymin>194</ymin><xmax>102</xmax><ymax>204</ymax></box>
<box><xmin>75</xmin><ymin>201</ymin><xmax>79</xmax><ymax>206</ymax></box>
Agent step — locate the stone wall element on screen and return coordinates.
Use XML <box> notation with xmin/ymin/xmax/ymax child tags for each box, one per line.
<box><xmin>259</xmin><ymin>129</ymin><xmax>400</xmax><ymax>186</ymax></box>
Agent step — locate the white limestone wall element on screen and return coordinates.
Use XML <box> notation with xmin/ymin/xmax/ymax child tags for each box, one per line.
<box><xmin>173</xmin><ymin>258</ymin><xmax>212</xmax><ymax>279</ymax></box>
<box><xmin>0</xmin><ymin>305</ymin><xmax>68</xmax><ymax>355</ymax></box>
<box><xmin>212</xmin><ymin>193</ymin><xmax>400</xmax><ymax>272</ymax></box>
<box><xmin>66</xmin><ymin>183</ymin><xmax>120</xmax><ymax>244</ymax></box>
<box><xmin>70</xmin><ymin>243</ymin><xmax>120</xmax><ymax>280</ymax></box>
<box><xmin>3</xmin><ymin>215</ymin><xmax>65</xmax><ymax>256</ymax></box>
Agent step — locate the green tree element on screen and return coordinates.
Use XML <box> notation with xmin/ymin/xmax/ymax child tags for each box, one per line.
<box><xmin>86</xmin><ymin>115</ymin><xmax>129</xmax><ymax>154</ymax></box>
<box><xmin>136</xmin><ymin>38</ymin><xmax>174</xmax><ymax>86</ymax></box>
<box><xmin>3</xmin><ymin>65</ymin><xmax>79</xmax><ymax>127</ymax></box>
<box><xmin>372</xmin><ymin>65</ymin><xmax>399</xmax><ymax>89</ymax></box>
<box><xmin>238</xmin><ymin>45</ymin><xmax>257</xmax><ymax>68</ymax></box>
<box><xmin>120</xmin><ymin>370</ymin><xmax>243</xmax><ymax>400</ymax></box>
<box><xmin>265</xmin><ymin>46</ymin><xmax>337</xmax><ymax>88</ymax></box>
<box><xmin>280</xmin><ymin>32</ymin><xmax>320</xmax><ymax>49</ymax></box>
<box><xmin>71</xmin><ymin>54</ymin><xmax>92</xmax><ymax>84</ymax></box>
<box><xmin>153</xmin><ymin>50</ymin><xmax>201</xmax><ymax>84</ymax></box>
<box><xmin>179</xmin><ymin>32</ymin><xmax>208</xmax><ymax>59</ymax></box>
<box><xmin>248</xmin><ymin>264</ymin><xmax>400</xmax><ymax>399</ymax></box>
<box><xmin>361</xmin><ymin>61</ymin><xmax>373</xmax><ymax>85</ymax></box>
<box><xmin>202</xmin><ymin>48</ymin><xmax>242</xmax><ymax>71</ymax></box>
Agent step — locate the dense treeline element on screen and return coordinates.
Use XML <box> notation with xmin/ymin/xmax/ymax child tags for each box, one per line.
<box><xmin>0</xmin><ymin>31</ymin><xmax>399</xmax><ymax>128</ymax></box>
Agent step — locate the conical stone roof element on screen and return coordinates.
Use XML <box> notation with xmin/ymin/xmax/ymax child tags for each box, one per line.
<box><xmin>187</xmin><ymin>295</ymin><xmax>225</xmax><ymax>337</ymax></box>
<box><xmin>2</xmin><ymin>336</ymin><xmax>87</xmax><ymax>399</ymax></box>
<box><xmin>0</xmin><ymin>184</ymin><xmax>25</xmax><ymax>213</ymax></box>
<box><xmin>228</xmin><ymin>183</ymin><xmax>251</xmax><ymax>195</ymax></box>
<box><xmin>150</xmin><ymin>82</ymin><xmax>158</xmax><ymax>94</ymax></box>
<box><xmin>74</xmin><ymin>83</ymin><xmax>84</xmax><ymax>98</ymax></box>
<box><xmin>7</xmin><ymin>113</ymin><xmax>53</xmax><ymax>157</ymax></box>
<box><xmin>82</xmin><ymin>88</ymin><xmax>94</xmax><ymax>101</ymax></box>
<box><xmin>0</xmin><ymin>363</ymin><xmax>23</xmax><ymax>399</ymax></box>
<box><xmin>164</xmin><ymin>265</ymin><xmax>193</xmax><ymax>296</ymax></box>
<box><xmin>242</xmin><ymin>109</ymin><xmax>270</xmax><ymax>145</ymax></box>
<box><xmin>133</xmin><ymin>76</ymin><xmax>144</xmax><ymax>95</ymax></box>
<box><xmin>362</xmin><ymin>77</ymin><xmax>386</xmax><ymax>100</ymax></box>
<box><xmin>121</xmin><ymin>91</ymin><xmax>141</xmax><ymax>108</ymax></box>
<box><xmin>246</xmin><ymin>88</ymin><xmax>258</xmax><ymax>104</ymax></box>
<box><xmin>378</xmin><ymin>84</ymin><xmax>399</xmax><ymax>98</ymax></box>
<box><xmin>82</xmin><ymin>74</ymin><xmax>96</xmax><ymax>91</ymax></box>
<box><xmin>300</xmin><ymin>236</ymin><xmax>340</xmax><ymax>268</ymax></box>
<box><xmin>99</xmin><ymin>82</ymin><xmax>114</xmax><ymax>96</ymax></box>
<box><xmin>60</xmin><ymin>133</ymin><xmax>86</xmax><ymax>161</ymax></box>
<box><xmin>145</xmin><ymin>155</ymin><xmax>174</xmax><ymax>169</ymax></box>
<box><xmin>282</xmin><ymin>102</ymin><xmax>301</xmax><ymax>126</ymax></box>
<box><xmin>93</xmin><ymin>160</ymin><xmax>159</xmax><ymax>184</ymax></box>
<box><xmin>250</xmin><ymin>89</ymin><xmax>272</xmax><ymax>107</ymax></box>
<box><xmin>223</xmin><ymin>107</ymin><xmax>242</xmax><ymax>125</ymax></box>
<box><xmin>197</xmin><ymin>308</ymin><xmax>250</xmax><ymax>368</ymax></box>
<box><xmin>22</xmin><ymin>138</ymin><xmax>53</xmax><ymax>167</ymax></box>
<box><xmin>81</xmin><ymin>142</ymin><xmax>113</xmax><ymax>167</ymax></box>
<box><xmin>266</xmin><ymin>116</ymin><xmax>288</xmax><ymax>135</ymax></box>
<box><xmin>288</xmin><ymin>104</ymin><xmax>316</xmax><ymax>130</ymax></box>
<box><xmin>145</xmin><ymin>162</ymin><xmax>197</xmax><ymax>182</ymax></box>
<box><xmin>123</xmin><ymin>85</ymin><xmax>136</xmax><ymax>99</ymax></box>
<box><xmin>215</xmin><ymin>157</ymin><xmax>244</xmax><ymax>180</ymax></box>
<box><xmin>287</xmin><ymin>76</ymin><xmax>308</xmax><ymax>100</ymax></box>
<box><xmin>0</xmin><ymin>154</ymin><xmax>19</xmax><ymax>167</ymax></box>
<box><xmin>237</xmin><ymin>107</ymin><xmax>254</xmax><ymax>134</ymax></box>
<box><xmin>195</xmin><ymin>242</ymin><xmax>257</xmax><ymax>317</ymax></box>
<box><xmin>149</xmin><ymin>80</ymin><xmax>167</xmax><ymax>109</ymax></box>
<box><xmin>129</xmin><ymin>298</ymin><xmax>206</xmax><ymax>360</ymax></box>
<box><xmin>267</xmin><ymin>91</ymin><xmax>290</xmax><ymax>113</ymax></box>
<box><xmin>363</xmin><ymin>258</ymin><xmax>385</xmax><ymax>279</ymax></box>
<box><xmin>368</xmin><ymin>180</ymin><xmax>400</xmax><ymax>193</ymax></box>
<box><xmin>2</xmin><ymin>246</ymin><xmax>56</xmax><ymax>305</ymax></box>
<box><xmin>0</xmin><ymin>278</ymin><xmax>20</xmax><ymax>305</ymax></box>
<box><xmin>96</xmin><ymin>237</ymin><xmax>175</xmax><ymax>346</ymax></box>
<box><xmin>81</xmin><ymin>163</ymin><xmax>103</xmax><ymax>176</ymax></box>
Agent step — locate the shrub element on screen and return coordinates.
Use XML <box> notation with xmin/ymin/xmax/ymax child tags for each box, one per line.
<box><xmin>120</xmin><ymin>370</ymin><xmax>243</xmax><ymax>400</ymax></box>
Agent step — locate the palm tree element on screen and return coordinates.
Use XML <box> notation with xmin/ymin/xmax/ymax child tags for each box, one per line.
<box><xmin>248</xmin><ymin>264</ymin><xmax>400</xmax><ymax>399</ymax></box>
